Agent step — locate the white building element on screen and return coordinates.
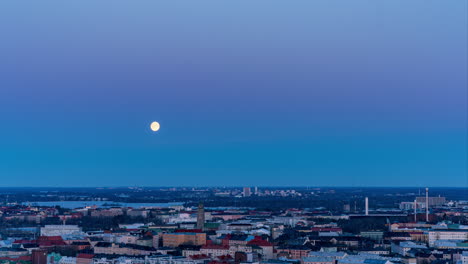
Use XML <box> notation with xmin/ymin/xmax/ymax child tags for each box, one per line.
<box><xmin>461</xmin><ymin>251</ymin><xmax>468</xmax><ymax>264</ymax></box>
<box><xmin>93</xmin><ymin>258</ymin><xmax>115</xmax><ymax>264</ymax></box>
<box><xmin>146</xmin><ymin>256</ymin><xmax>205</xmax><ymax>264</ymax></box>
<box><xmin>427</xmin><ymin>230</ymin><xmax>468</xmax><ymax>246</ymax></box>
<box><xmin>59</xmin><ymin>257</ymin><xmax>77</xmax><ymax>264</ymax></box>
<box><xmin>40</xmin><ymin>225</ymin><xmax>82</xmax><ymax>237</ymax></box>
<box><xmin>167</xmin><ymin>213</ymin><xmax>196</xmax><ymax>224</ymax></box>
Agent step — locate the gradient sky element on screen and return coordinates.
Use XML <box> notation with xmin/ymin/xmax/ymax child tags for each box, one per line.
<box><xmin>0</xmin><ymin>1</ymin><xmax>466</xmax><ymax>187</ymax></box>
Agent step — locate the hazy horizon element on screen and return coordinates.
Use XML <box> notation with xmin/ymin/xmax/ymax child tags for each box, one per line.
<box><xmin>0</xmin><ymin>186</ymin><xmax>466</xmax><ymax>189</ymax></box>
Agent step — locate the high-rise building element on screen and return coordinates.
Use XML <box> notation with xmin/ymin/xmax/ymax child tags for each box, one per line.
<box><xmin>243</xmin><ymin>187</ymin><xmax>251</xmax><ymax>197</ymax></box>
<box><xmin>196</xmin><ymin>202</ymin><xmax>205</xmax><ymax>230</ymax></box>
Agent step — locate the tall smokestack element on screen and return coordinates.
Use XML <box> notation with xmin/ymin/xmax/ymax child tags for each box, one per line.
<box><xmin>414</xmin><ymin>199</ymin><xmax>417</xmax><ymax>222</ymax></box>
<box><xmin>425</xmin><ymin>188</ymin><xmax>429</xmax><ymax>222</ymax></box>
<box><xmin>365</xmin><ymin>197</ymin><xmax>369</xmax><ymax>216</ymax></box>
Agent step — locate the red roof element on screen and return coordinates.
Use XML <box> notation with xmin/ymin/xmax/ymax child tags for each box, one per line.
<box><xmin>38</xmin><ymin>240</ymin><xmax>67</xmax><ymax>247</ymax></box>
<box><xmin>38</xmin><ymin>236</ymin><xmax>63</xmax><ymax>241</ymax></box>
<box><xmin>175</xmin><ymin>229</ymin><xmax>203</xmax><ymax>233</ymax></box>
<box><xmin>246</xmin><ymin>237</ymin><xmax>273</xmax><ymax>247</ymax></box>
<box><xmin>190</xmin><ymin>254</ymin><xmax>209</xmax><ymax>260</ymax></box>
<box><xmin>13</xmin><ymin>239</ymin><xmax>36</xmax><ymax>244</ymax></box>
<box><xmin>217</xmin><ymin>255</ymin><xmax>233</xmax><ymax>260</ymax></box>
<box><xmin>202</xmin><ymin>245</ymin><xmax>229</xmax><ymax>250</ymax></box>
<box><xmin>0</xmin><ymin>256</ymin><xmax>32</xmax><ymax>261</ymax></box>
<box><xmin>77</xmin><ymin>254</ymin><xmax>94</xmax><ymax>259</ymax></box>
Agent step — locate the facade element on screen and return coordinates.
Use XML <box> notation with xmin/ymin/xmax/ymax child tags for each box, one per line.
<box><xmin>461</xmin><ymin>251</ymin><xmax>468</xmax><ymax>264</ymax></box>
<box><xmin>427</xmin><ymin>230</ymin><xmax>468</xmax><ymax>246</ymax></box>
<box><xmin>301</xmin><ymin>257</ymin><xmax>334</xmax><ymax>264</ymax></box>
<box><xmin>200</xmin><ymin>245</ymin><xmax>231</xmax><ymax>258</ymax></box>
<box><xmin>32</xmin><ymin>250</ymin><xmax>48</xmax><ymax>264</ymax></box>
<box><xmin>360</xmin><ymin>231</ymin><xmax>384</xmax><ymax>241</ymax></box>
<box><xmin>308</xmin><ymin>252</ymin><xmax>347</xmax><ymax>261</ymax></box>
<box><xmin>276</xmin><ymin>248</ymin><xmax>311</xmax><ymax>260</ymax></box>
<box><xmin>58</xmin><ymin>257</ymin><xmax>77</xmax><ymax>264</ymax></box>
<box><xmin>162</xmin><ymin>233</ymin><xmax>206</xmax><ymax>248</ymax></box>
<box><xmin>243</xmin><ymin>188</ymin><xmax>251</xmax><ymax>197</ymax></box>
<box><xmin>127</xmin><ymin>210</ymin><xmax>149</xmax><ymax>218</ymax></box>
<box><xmin>40</xmin><ymin>225</ymin><xmax>82</xmax><ymax>237</ymax></box>
<box><xmin>391</xmin><ymin>242</ymin><xmax>427</xmax><ymax>256</ymax></box>
<box><xmin>76</xmin><ymin>254</ymin><xmax>94</xmax><ymax>264</ymax></box>
<box><xmin>90</xmin><ymin>209</ymin><xmax>124</xmax><ymax>218</ymax></box>
<box><xmin>93</xmin><ymin>243</ymin><xmax>156</xmax><ymax>256</ymax></box>
<box><xmin>415</xmin><ymin>197</ymin><xmax>446</xmax><ymax>207</ymax></box>
<box><xmin>399</xmin><ymin>202</ymin><xmax>425</xmax><ymax>210</ymax></box>
<box><xmin>0</xmin><ymin>248</ymin><xmax>29</xmax><ymax>257</ymax></box>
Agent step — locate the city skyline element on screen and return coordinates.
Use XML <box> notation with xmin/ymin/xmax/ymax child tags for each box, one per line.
<box><xmin>0</xmin><ymin>0</ymin><xmax>467</xmax><ymax>187</ymax></box>
<box><xmin>0</xmin><ymin>2</ymin><xmax>467</xmax><ymax>263</ymax></box>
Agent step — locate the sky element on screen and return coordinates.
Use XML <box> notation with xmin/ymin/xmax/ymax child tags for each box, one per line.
<box><xmin>0</xmin><ymin>1</ymin><xmax>466</xmax><ymax>187</ymax></box>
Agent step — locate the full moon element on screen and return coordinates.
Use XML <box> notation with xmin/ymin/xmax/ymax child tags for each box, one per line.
<box><xmin>150</xmin><ymin>121</ymin><xmax>160</xmax><ymax>132</ymax></box>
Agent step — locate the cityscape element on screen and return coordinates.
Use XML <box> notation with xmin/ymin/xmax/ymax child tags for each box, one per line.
<box><xmin>0</xmin><ymin>1</ymin><xmax>466</xmax><ymax>264</ymax></box>
<box><xmin>0</xmin><ymin>187</ymin><xmax>467</xmax><ymax>264</ymax></box>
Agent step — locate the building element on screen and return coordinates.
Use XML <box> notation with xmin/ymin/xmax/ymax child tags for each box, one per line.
<box><xmin>145</xmin><ymin>255</ymin><xmax>206</xmax><ymax>264</ymax></box>
<box><xmin>243</xmin><ymin>187</ymin><xmax>251</xmax><ymax>197</ymax></box>
<box><xmin>90</xmin><ymin>208</ymin><xmax>124</xmax><ymax>217</ymax></box>
<box><xmin>391</xmin><ymin>241</ymin><xmax>427</xmax><ymax>256</ymax></box>
<box><xmin>162</xmin><ymin>233</ymin><xmax>206</xmax><ymax>248</ymax></box>
<box><xmin>461</xmin><ymin>251</ymin><xmax>468</xmax><ymax>264</ymax></box>
<box><xmin>276</xmin><ymin>247</ymin><xmax>311</xmax><ymax>260</ymax></box>
<box><xmin>40</xmin><ymin>225</ymin><xmax>82</xmax><ymax>237</ymax></box>
<box><xmin>399</xmin><ymin>202</ymin><xmax>425</xmax><ymax>210</ymax></box>
<box><xmin>308</xmin><ymin>252</ymin><xmax>347</xmax><ymax>261</ymax></box>
<box><xmin>127</xmin><ymin>210</ymin><xmax>149</xmax><ymax>218</ymax></box>
<box><xmin>360</xmin><ymin>231</ymin><xmax>384</xmax><ymax>241</ymax></box>
<box><xmin>76</xmin><ymin>254</ymin><xmax>94</xmax><ymax>264</ymax></box>
<box><xmin>58</xmin><ymin>257</ymin><xmax>77</xmax><ymax>264</ymax></box>
<box><xmin>415</xmin><ymin>196</ymin><xmax>446</xmax><ymax>207</ymax></box>
<box><xmin>301</xmin><ymin>257</ymin><xmax>334</xmax><ymax>264</ymax></box>
<box><xmin>196</xmin><ymin>203</ymin><xmax>205</xmax><ymax>230</ymax></box>
<box><xmin>427</xmin><ymin>230</ymin><xmax>468</xmax><ymax>246</ymax></box>
<box><xmin>0</xmin><ymin>248</ymin><xmax>29</xmax><ymax>257</ymax></box>
<box><xmin>32</xmin><ymin>250</ymin><xmax>47</xmax><ymax>264</ymax></box>
<box><xmin>94</xmin><ymin>243</ymin><xmax>156</xmax><ymax>256</ymax></box>
<box><xmin>200</xmin><ymin>245</ymin><xmax>231</xmax><ymax>258</ymax></box>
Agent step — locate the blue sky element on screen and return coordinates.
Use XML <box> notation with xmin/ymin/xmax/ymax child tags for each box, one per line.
<box><xmin>0</xmin><ymin>0</ymin><xmax>466</xmax><ymax>187</ymax></box>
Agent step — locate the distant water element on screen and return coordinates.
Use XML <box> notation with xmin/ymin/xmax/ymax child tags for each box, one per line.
<box><xmin>206</xmin><ymin>207</ymin><xmax>254</xmax><ymax>210</ymax></box>
<box><xmin>22</xmin><ymin>201</ymin><xmax>183</xmax><ymax>209</ymax></box>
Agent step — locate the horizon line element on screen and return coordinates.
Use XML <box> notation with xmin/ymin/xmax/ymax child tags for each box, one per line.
<box><xmin>0</xmin><ymin>186</ymin><xmax>466</xmax><ymax>189</ymax></box>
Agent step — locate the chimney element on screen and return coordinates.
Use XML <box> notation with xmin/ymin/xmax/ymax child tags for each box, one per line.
<box><xmin>414</xmin><ymin>199</ymin><xmax>417</xmax><ymax>222</ymax></box>
<box><xmin>365</xmin><ymin>197</ymin><xmax>369</xmax><ymax>216</ymax></box>
<box><xmin>425</xmin><ymin>188</ymin><xmax>429</xmax><ymax>222</ymax></box>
